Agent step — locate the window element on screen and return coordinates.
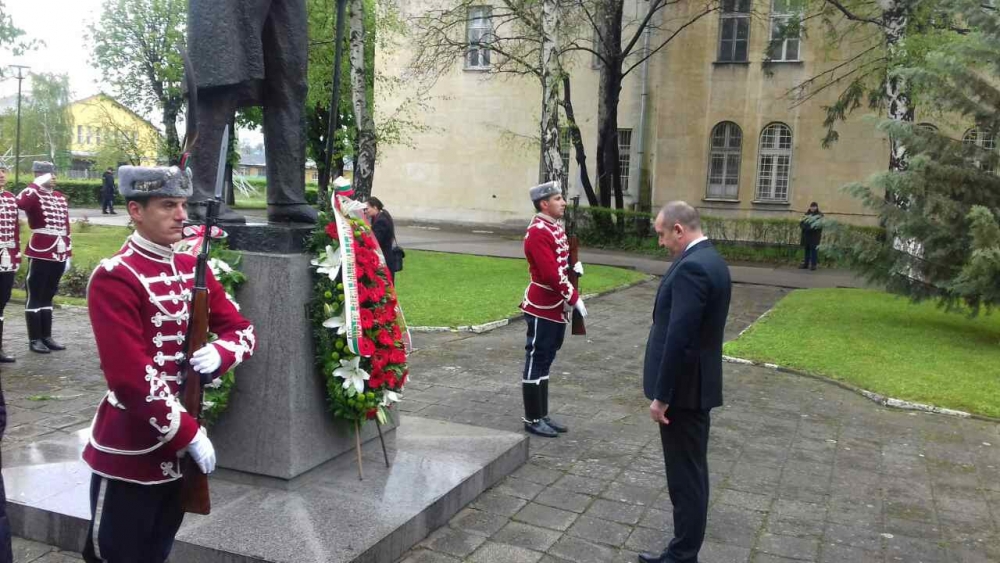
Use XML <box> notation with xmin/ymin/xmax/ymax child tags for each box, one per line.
<box><xmin>719</xmin><ymin>0</ymin><xmax>750</xmax><ymax>62</ymax></box>
<box><xmin>77</xmin><ymin>125</ymin><xmax>83</xmax><ymax>144</ymax></box>
<box><xmin>963</xmin><ymin>127</ymin><xmax>997</xmax><ymax>174</ymax></box>
<box><xmin>755</xmin><ymin>123</ymin><xmax>793</xmax><ymax>202</ymax></box>
<box><xmin>96</xmin><ymin>127</ymin><xmax>102</xmax><ymax>145</ymax></box>
<box><xmin>769</xmin><ymin>0</ymin><xmax>802</xmax><ymax>61</ymax></box>
<box><xmin>618</xmin><ymin>129</ymin><xmax>633</xmax><ymax>192</ymax></box>
<box><xmin>559</xmin><ymin>127</ymin><xmax>572</xmax><ymax>176</ymax></box>
<box><xmin>706</xmin><ymin>122</ymin><xmax>742</xmax><ymax>199</ymax></box>
<box><xmin>466</xmin><ymin>6</ymin><xmax>492</xmax><ymax>69</ymax></box>
<box><xmin>592</xmin><ymin>29</ymin><xmax>602</xmax><ymax>69</ymax></box>
<box><xmin>86</xmin><ymin>127</ymin><xmax>92</xmax><ymax>145</ymax></box>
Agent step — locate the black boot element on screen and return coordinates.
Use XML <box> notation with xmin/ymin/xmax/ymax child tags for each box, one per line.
<box><xmin>0</xmin><ymin>320</ymin><xmax>14</xmax><ymax>363</ymax></box>
<box><xmin>522</xmin><ymin>383</ymin><xmax>558</xmax><ymax>438</ymax></box>
<box><xmin>539</xmin><ymin>379</ymin><xmax>568</xmax><ymax>433</ymax></box>
<box><xmin>26</xmin><ymin>311</ymin><xmax>49</xmax><ymax>354</ymax></box>
<box><xmin>40</xmin><ymin>309</ymin><xmax>66</xmax><ymax>351</ymax></box>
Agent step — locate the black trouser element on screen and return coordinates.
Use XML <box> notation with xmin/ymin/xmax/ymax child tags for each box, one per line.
<box><xmin>522</xmin><ymin>314</ymin><xmax>566</xmax><ymax>421</ymax></box>
<box><xmin>0</xmin><ymin>271</ymin><xmax>14</xmax><ymax>321</ymax></box>
<box><xmin>102</xmin><ymin>189</ymin><xmax>115</xmax><ymax>213</ymax></box>
<box><xmin>658</xmin><ymin>409</ymin><xmax>711</xmax><ymax>563</ymax></box>
<box><xmin>26</xmin><ymin>258</ymin><xmax>63</xmax><ymax>311</ymax></box>
<box><xmin>82</xmin><ymin>474</ymin><xmax>185</xmax><ymax>563</ymax></box>
<box><xmin>0</xmin><ymin>388</ymin><xmax>11</xmax><ymax>563</ymax></box>
<box><xmin>802</xmin><ymin>244</ymin><xmax>819</xmax><ymax>268</ymax></box>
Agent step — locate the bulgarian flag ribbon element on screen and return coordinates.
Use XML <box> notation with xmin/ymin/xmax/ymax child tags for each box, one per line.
<box><xmin>331</xmin><ymin>180</ymin><xmax>363</xmax><ymax>357</ymax></box>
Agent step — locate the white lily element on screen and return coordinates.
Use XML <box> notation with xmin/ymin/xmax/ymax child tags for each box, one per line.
<box><xmin>208</xmin><ymin>258</ymin><xmax>233</xmax><ymax>279</ymax></box>
<box><xmin>380</xmin><ymin>390</ymin><xmax>400</xmax><ymax>407</ymax></box>
<box><xmin>323</xmin><ymin>309</ymin><xmax>348</xmax><ymax>335</ymax></box>
<box><xmin>311</xmin><ymin>245</ymin><xmax>342</xmax><ymax>281</ymax></box>
<box><xmin>333</xmin><ymin>356</ymin><xmax>370</xmax><ymax>394</ymax></box>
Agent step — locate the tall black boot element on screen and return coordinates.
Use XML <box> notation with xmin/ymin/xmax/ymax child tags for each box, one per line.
<box><xmin>40</xmin><ymin>309</ymin><xmax>66</xmax><ymax>351</ymax></box>
<box><xmin>0</xmin><ymin>319</ymin><xmax>14</xmax><ymax>363</ymax></box>
<box><xmin>539</xmin><ymin>379</ymin><xmax>567</xmax><ymax>433</ymax></box>
<box><xmin>26</xmin><ymin>311</ymin><xmax>49</xmax><ymax>354</ymax></box>
<box><xmin>522</xmin><ymin>383</ymin><xmax>557</xmax><ymax>438</ymax></box>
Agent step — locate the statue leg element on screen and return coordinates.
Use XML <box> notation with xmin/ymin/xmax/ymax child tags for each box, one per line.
<box><xmin>261</xmin><ymin>0</ymin><xmax>316</xmax><ymax>224</ymax></box>
<box><xmin>189</xmin><ymin>87</ymin><xmax>246</xmax><ymax>224</ymax></box>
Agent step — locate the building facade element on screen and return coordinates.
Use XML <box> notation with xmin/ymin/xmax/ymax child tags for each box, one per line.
<box><xmin>373</xmin><ymin>0</ymin><xmax>915</xmax><ymax>227</ymax></box>
<box><xmin>67</xmin><ymin>94</ymin><xmax>162</xmax><ymax>177</ymax></box>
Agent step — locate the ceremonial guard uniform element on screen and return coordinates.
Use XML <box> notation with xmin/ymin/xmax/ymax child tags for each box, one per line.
<box><xmin>0</xmin><ymin>165</ymin><xmax>21</xmax><ymax>362</ymax></box>
<box><xmin>16</xmin><ymin>161</ymin><xmax>70</xmax><ymax>354</ymax></box>
<box><xmin>519</xmin><ymin>182</ymin><xmax>586</xmax><ymax>438</ymax></box>
<box><xmin>81</xmin><ymin>165</ymin><xmax>256</xmax><ymax>563</ymax></box>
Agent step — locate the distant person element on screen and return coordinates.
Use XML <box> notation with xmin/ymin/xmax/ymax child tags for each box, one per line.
<box><xmin>800</xmin><ymin>202</ymin><xmax>823</xmax><ymax>270</ymax></box>
<box><xmin>0</xmin><ymin>166</ymin><xmax>21</xmax><ymax>363</ymax></box>
<box><xmin>101</xmin><ymin>167</ymin><xmax>117</xmax><ymax>215</ymax></box>
<box><xmin>365</xmin><ymin>196</ymin><xmax>401</xmax><ymax>283</ymax></box>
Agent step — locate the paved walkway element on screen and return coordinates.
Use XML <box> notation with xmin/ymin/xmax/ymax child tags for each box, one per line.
<box><xmin>69</xmin><ymin>207</ymin><xmax>863</xmax><ymax>291</ymax></box>
<box><xmin>7</xmin><ymin>282</ymin><xmax>1000</xmax><ymax>562</ymax></box>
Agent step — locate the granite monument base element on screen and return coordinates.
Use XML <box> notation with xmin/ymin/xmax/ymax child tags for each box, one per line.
<box><xmin>4</xmin><ymin>417</ymin><xmax>528</xmax><ymax>562</ymax></box>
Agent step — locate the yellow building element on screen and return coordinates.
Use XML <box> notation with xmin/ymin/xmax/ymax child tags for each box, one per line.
<box><xmin>67</xmin><ymin>94</ymin><xmax>162</xmax><ymax>177</ymax></box>
<box><xmin>372</xmin><ymin>0</ymin><xmax>942</xmax><ymax>227</ymax></box>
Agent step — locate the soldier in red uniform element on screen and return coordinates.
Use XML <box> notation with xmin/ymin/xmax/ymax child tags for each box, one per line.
<box><xmin>519</xmin><ymin>181</ymin><xmax>587</xmax><ymax>438</ymax></box>
<box><xmin>16</xmin><ymin>161</ymin><xmax>70</xmax><ymax>354</ymax></box>
<box><xmin>0</xmin><ymin>165</ymin><xmax>21</xmax><ymax>363</ymax></box>
<box><xmin>81</xmin><ymin>165</ymin><xmax>256</xmax><ymax>563</ymax></box>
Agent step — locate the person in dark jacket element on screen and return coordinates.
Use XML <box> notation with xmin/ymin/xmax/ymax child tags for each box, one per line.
<box><xmin>0</xmin><ymin>368</ymin><xmax>9</xmax><ymax>563</ymax></box>
<box><xmin>101</xmin><ymin>168</ymin><xmax>117</xmax><ymax>215</ymax></box>
<box><xmin>799</xmin><ymin>202</ymin><xmax>823</xmax><ymax>270</ymax></box>
<box><xmin>365</xmin><ymin>197</ymin><xmax>400</xmax><ymax>282</ymax></box>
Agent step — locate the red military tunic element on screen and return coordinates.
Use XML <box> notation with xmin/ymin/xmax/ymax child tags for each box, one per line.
<box><xmin>15</xmin><ymin>183</ymin><xmax>71</xmax><ymax>262</ymax></box>
<box><xmin>520</xmin><ymin>213</ymin><xmax>579</xmax><ymax>323</ymax></box>
<box><xmin>0</xmin><ymin>191</ymin><xmax>22</xmax><ymax>272</ymax></box>
<box><xmin>83</xmin><ymin>233</ymin><xmax>256</xmax><ymax>484</ymax></box>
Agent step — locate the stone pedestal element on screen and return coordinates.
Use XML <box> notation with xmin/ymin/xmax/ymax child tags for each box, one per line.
<box><xmin>210</xmin><ymin>223</ymin><xmax>394</xmax><ymax>484</ymax></box>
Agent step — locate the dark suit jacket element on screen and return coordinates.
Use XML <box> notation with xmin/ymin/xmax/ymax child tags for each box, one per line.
<box><xmin>371</xmin><ymin>212</ymin><xmax>399</xmax><ymax>272</ymax></box>
<box><xmin>643</xmin><ymin>240</ymin><xmax>732</xmax><ymax>410</ymax></box>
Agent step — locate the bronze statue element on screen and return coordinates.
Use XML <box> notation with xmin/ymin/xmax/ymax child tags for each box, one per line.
<box><xmin>187</xmin><ymin>0</ymin><xmax>317</xmax><ymax>224</ymax></box>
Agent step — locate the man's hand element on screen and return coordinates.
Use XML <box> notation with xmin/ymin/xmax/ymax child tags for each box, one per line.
<box><xmin>573</xmin><ymin>261</ymin><xmax>584</xmax><ymax>276</ymax></box>
<box><xmin>184</xmin><ymin>427</ymin><xmax>216</xmax><ymax>474</ymax></box>
<box><xmin>190</xmin><ymin>343</ymin><xmax>222</xmax><ymax>374</ymax></box>
<box><xmin>649</xmin><ymin>399</ymin><xmax>670</xmax><ymax>425</ymax></box>
<box><xmin>574</xmin><ymin>299</ymin><xmax>588</xmax><ymax>318</ymax></box>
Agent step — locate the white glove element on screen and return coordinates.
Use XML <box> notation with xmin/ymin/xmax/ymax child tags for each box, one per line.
<box><xmin>185</xmin><ymin>428</ymin><xmax>216</xmax><ymax>474</ymax></box>
<box><xmin>64</xmin><ymin>258</ymin><xmax>71</xmax><ymax>273</ymax></box>
<box><xmin>574</xmin><ymin>299</ymin><xmax>588</xmax><ymax>318</ymax></box>
<box><xmin>573</xmin><ymin>261</ymin><xmax>584</xmax><ymax>276</ymax></box>
<box><xmin>190</xmin><ymin>343</ymin><xmax>222</xmax><ymax>374</ymax></box>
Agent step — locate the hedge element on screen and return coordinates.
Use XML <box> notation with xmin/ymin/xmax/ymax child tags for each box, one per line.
<box><xmin>8</xmin><ymin>178</ymin><xmax>325</xmax><ymax>206</ymax></box>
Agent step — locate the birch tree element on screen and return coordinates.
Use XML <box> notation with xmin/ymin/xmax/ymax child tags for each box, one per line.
<box><xmin>349</xmin><ymin>0</ymin><xmax>377</xmax><ymax>200</ymax></box>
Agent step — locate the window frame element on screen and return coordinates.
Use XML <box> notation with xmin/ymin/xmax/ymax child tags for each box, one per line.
<box><xmin>963</xmin><ymin>127</ymin><xmax>997</xmax><ymax>174</ymax></box>
<box><xmin>754</xmin><ymin>123</ymin><xmax>793</xmax><ymax>203</ymax></box>
<box><xmin>618</xmin><ymin>128</ymin><xmax>633</xmax><ymax>193</ymax></box>
<box><xmin>718</xmin><ymin>0</ymin><xmax>751</xmax><ymax>63</ymax></box>
<box><xmin>768</xmin><ymin>0</ymin><xmax>803</xmax><ymax>62</ymax></box>
<box><xmin>705</xmin><ymin>121</ymin><xmax>743</xmax><ymax>200</ymax></box>
<box><xmin>465</xmin><ymin>6</ymin><xmax>493</xmax><ymax>70</ymax></box>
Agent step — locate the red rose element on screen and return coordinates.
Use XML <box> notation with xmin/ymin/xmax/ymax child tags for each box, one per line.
<box><xmin>369</xmin><ymin>282</ymin><xmax>386</xmax><ymax>302</ymax></box>
<box><xmin>366</xmin><ymin>409</ymin><xmax>378</xmax><ymax>420</ymax></box>
<box><xmin>368</xmin><ymin>367</ymin><xmax>384</xmax><ymax>388</ymax></box>
<box><xmin>357</xmin><ymin>285</ymin><xmax>371</xmax><ymax>304</ymax></box>
<box><xmin>362</xmin><ymin>233</ymin><xmax>379</xmax><ymax>250</ymax></box>
<box><xmin>374</xmin><ymin>306</ymin><xmax>393</xmax><ymax>325</ymax></box>
<box><xmin>359</xmin><ymin>308</ymin><xmax>375</xmax><ymax>329</ymax></box>
<box><xmin>390</xmin><ymin>349</ymin><xmax>407</xmax><ymax>364</ymax></box>
<box><xmin>325</xmin><ymin>222</ymin><xmax>339</xmax><ymax>240</ymax></box>
<box><xmin>359</xmin><ymin>337</ymin><xmax>376</xmax><ymax>357</ymax></box>
<box><xmin>377</xmin><ymin>329</ymin><xmax>394</xmax><ymax>347</ymax></box>
<box><xmin>391</xmin><ymin>325</ymin><xmax>402</xmax><ymax>341</ymax></box>
<box><xmin>372</xmin><ymin>349</ymin><xmax>391</xmax><ymax>370</ymax></box>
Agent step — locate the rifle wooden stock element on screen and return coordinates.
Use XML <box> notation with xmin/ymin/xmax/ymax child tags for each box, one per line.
<box><xmin>180</xmin><ymin>288</ymin><xmax>211</xmax><ymax>515</ymax></box>
<box><xmin>567</xmin><ymin>235</ymin><xmax>586</xmax><ymax>336</ymax></box>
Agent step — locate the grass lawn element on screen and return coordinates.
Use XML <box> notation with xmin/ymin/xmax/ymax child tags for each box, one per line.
<box><xmin>724</xmin><ymin>288</ymin><xmax>1000</xmax><ymax>418</ymax></box>
<box><xmin>394</xmin><ymin>250</ymin><xmax>649</xmax><ymax>327</ymax></box>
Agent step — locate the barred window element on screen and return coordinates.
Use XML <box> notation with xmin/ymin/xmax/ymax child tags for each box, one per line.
<box><xmin>560</xmin><ymin>127</ymin><xmax>572</xmax><ymax>176</ymax></box>
<box><xmin>706</xmin><ymin>122</ymin><xmax>742</xmax><ymax>199</ymax></box>
<box><xmin>755</xmin><ymin>123</ymin><xmax>793</xmax><ymax>202</ymax></box>
<box><xmin>466</xmin><ymin>6</ymin><xmax>492</xmax><ymax>69</ymax></box>
<box><xmin>963</xmin><ymin>127</ymin><xmax>996</xmax><ymax>174</ymax></box>
<box><xmin>719</xmin><ymin>0</ymin><xmax>751</xmax><ymax>62</ymax></box>
<box><xmin>77</xmin><ymin>125</ymin><xmax>83</xmax><ymax>144</ymax></box>
<box><xmin>618</xmin><ymin>129</ymin><xmax>633</xmax><ymax>192</ymax></box>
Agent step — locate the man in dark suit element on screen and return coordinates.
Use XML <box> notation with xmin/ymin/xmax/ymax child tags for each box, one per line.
<box><xmin>639</xmin><ymin>201</ymin><xmax>731</xmax><ymax>563</ymax></box>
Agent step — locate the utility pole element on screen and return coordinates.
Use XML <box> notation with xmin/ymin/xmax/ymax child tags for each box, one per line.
<box><xmin>320</xmin><ymin>0</ymin><xmax>349</xmax><ymax>209</ymax></box>
<box><xmin>10</xmin><ymin>65</ymin><xmax>29</xmax><ymax>188</ymax></box>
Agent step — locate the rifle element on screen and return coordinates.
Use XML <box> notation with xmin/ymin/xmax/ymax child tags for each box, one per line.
<box><xmin>178</xmin><ymin>107</ymin><xmax>229</xmax><ymax>516</ymax></box>
<box><xmin>566</xmin><ymin>195</ymin><xmax>586</xmax><ymax>336</ymax></box>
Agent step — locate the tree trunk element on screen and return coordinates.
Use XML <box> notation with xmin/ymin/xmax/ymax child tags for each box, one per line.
<box><xmin>540</xmin><ymin>0</ymin><xmax>564</xmax><ymax>187</ymax></box>
<box><xmin>595</xmin><ymin>0</ymin><xmax>625</xmax><ymax>212</ymax></box>
<box><xmin>561</xmin><ymin>76</ymin><xmax>599</xmax><ymax>207</ymax></box>
<box><xmin>349</xmin><ymin>0</ymin><xmax>376</xmax><ymax>201</ymax></box>
<box><xmin>883</xmin><ymin>1</ymin><xmax>912</xmax><ymax>189</ymax></box>
<box><xmin>163</xmin><ymin>100</ymin><xmax>181</xmax><ymax>164</ymax></box>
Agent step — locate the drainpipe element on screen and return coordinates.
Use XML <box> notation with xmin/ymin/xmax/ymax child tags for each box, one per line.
<box><xmin>633</xmin><ymin>17</ymin><xmax>653</xmax><ymax>214</ymax></box>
